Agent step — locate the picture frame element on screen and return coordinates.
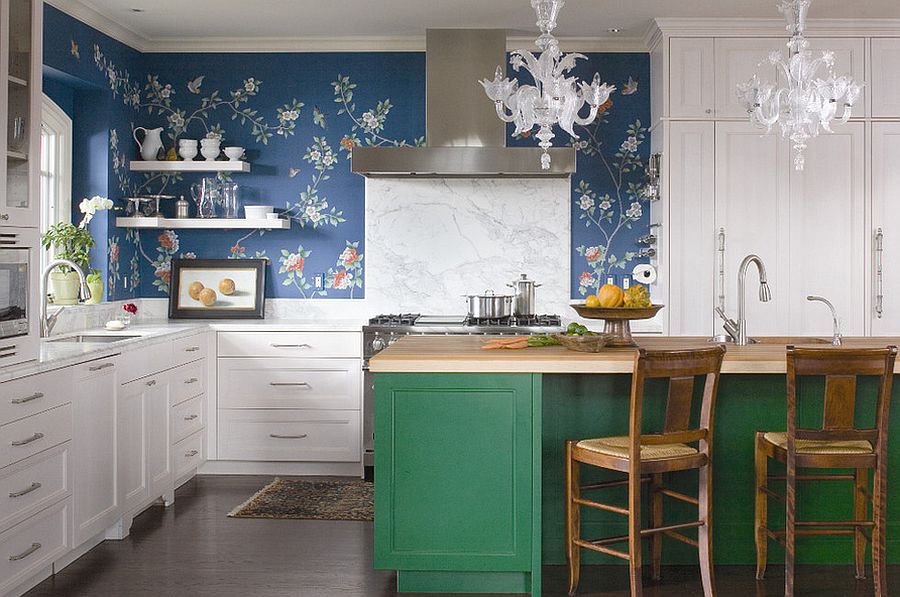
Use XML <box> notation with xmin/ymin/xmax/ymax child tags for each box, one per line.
<box><xmin>168</xmin><ymin>258</ymin><xmax>266</xmax><ymax>319</ymax></box>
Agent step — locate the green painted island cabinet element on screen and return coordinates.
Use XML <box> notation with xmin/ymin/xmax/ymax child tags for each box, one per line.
<box><xmin>374</xmin><ymin>373</ymin><xmax>542</xmax><ymax>595</ymax></box>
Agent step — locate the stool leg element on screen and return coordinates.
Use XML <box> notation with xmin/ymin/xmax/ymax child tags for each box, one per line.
<box><xmin>698</xmin><ymin>461</ymin><xmax>715</xmax><ymax>597</ymax></box>
<box><xmin>873</xmin><ymin>459</ymin><xmax>888</xmax><ymax>597</ymax></box>
<box><xmin>854</xmin><ymin>468</ymin><xmax>867</xmax><ymax>580</ymax></box>
<box><xmin>565</xmin><ymin>441</ymin><xmax>581</xmax><ymax>597</ymax></box>
<box><xmin>785</xmin><ymin>456</ymin><xmax>796</xmax><ymax>597</ymax></box>
<box><xmin>628</xmin><ymin>467</ymin><xmax>643</xmax><ymax>597</ymax></box>
<box><xmin>754</xmin><ymin>433</ymin><xmax>768</xmax><ymax>580</ymax></box>
<box><xmin>649</xmin><ymin>473</ymin><xmax>663</xmax><ymax>582</ymax></box>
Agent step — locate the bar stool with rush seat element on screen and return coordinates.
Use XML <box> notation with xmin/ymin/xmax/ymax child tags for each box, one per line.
<box><xmin>755</xmin><ymin>345</ymin><xmax>898</xmax><ymax>597</ymax></box>
<box><xmin>565</xmin><ymin>345</ymin><xmax>727</xmax><ymax>597</ymax></box>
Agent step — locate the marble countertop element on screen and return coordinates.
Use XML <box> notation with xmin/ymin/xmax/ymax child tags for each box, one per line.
<box><xmin>0</xmin><ymin>318</ymin><xmax>365</xmax><ymax>383</ymax></box>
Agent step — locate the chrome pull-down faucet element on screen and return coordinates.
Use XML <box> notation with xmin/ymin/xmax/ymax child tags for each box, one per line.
<box><xmin>40</xmin><ymin>259</ymin><xmax>92</xmax><ymax>337</ymax></box>
<box><xmin>807</xmin><ymin>295</ymin><xmax>842</xmax><ymax>346</ymax></box>
<box><xmin>716</xmin><ymin>254</ymin><xmax>772</xmax><ymax>345</ymax></box>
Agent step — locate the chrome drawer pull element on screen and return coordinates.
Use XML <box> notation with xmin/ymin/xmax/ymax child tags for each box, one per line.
<box><xmin>269</xmin><ymin>433</ymin><xmax>308</xmax><ymax>439</ymax></box>
<box><xmin>145</xmin><ymin>379</ymin><xmax>157</xmax><ymax>387</ymax></box>
<box><xmin>184</xmin><ymin>346</ymin><xmax>201</xmax><ymax>352</ymax></box>
<box><xmin>9</xmin><ymin>542</ymin><xmax>41</xmax><ymax>562</ymax></box>
<box><xmin>9</xmin><ymin>482</ymin><xmax>42</xmax><ymax>498</ymax></box>
<box><xmin>184</xmin><ymin>378</ymin><xmax>199</xmax><ymax>384</ymax></box>
<box><xmin>184</xmin><ymin>414</ymin><xmax>199</xmax><ymax>421</ymax></box>
<box><xmin>89</xmin><ymin>362</ymin><xmax>115</xmax><ymax>372</ymax></box>
<box><xmin>269</xmin><ymin>382</ymin><xmax>311</xmax><ymax>388</ymax></box>
<box><xmin>270</xmin><ymin>343</ymin><xmax>311</xmax><ymax>348</ymax></box>
<box><xmin>11</xmin><ymin>432</ymin><xmax>44</xmax><ymax>447</ymax></box>
<box><xmin>11</xmin><ymin>392</ymin><xmax>43</xmax><ymax>405</ymax></box>
<box><xmin>0</xmin><ymin>213</ymin><xmax>9</xmax><ymax>222</ymax></box>
<box><xmin>184</xmin><ymin>449</ymin><xmax>199</xmax><ymax>458</ymax></box>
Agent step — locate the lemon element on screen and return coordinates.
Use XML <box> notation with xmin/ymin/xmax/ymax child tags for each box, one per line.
<box><xmin>585</xmin><ymin>294</ymin><xmax>601</xmax><ymax>308</ymax></box>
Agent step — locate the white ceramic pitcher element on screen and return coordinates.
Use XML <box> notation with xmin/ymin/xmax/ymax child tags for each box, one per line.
<box><xmin>133</xmin><ymin>127</ymin><xmax>164</xmax><ymax>161</ymax></box>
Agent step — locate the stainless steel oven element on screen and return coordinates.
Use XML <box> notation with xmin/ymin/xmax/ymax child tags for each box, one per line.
<box><xmin>0</xmin><ymin>228</ymin><xmax>38</xmax><ymax>365</ymax></box>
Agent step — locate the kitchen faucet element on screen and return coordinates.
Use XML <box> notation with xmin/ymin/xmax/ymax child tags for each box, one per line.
<box><xmin>40</xmin><ymin>259</ymin><xmax>92</xmax><ymax>337</ymax></box>
<box><xmin>715</xmin><ymin>254</ymin><xmax>772</xmax><ymax>345</ymax></box>
<box><xmin>807</xmin><ymin>295</ymin><xmax>842</xmax><ymax>346</ymax></box>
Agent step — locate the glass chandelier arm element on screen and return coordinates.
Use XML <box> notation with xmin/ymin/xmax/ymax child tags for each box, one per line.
<box><xmin>493</xmin><ymin>100</ymin><xmax>519</xmax><ymax>123</ymax></box>
<box><xmin>573</xmin><ymin>104</ymin><xmax>600</xmax><ymax>127</ymax></box>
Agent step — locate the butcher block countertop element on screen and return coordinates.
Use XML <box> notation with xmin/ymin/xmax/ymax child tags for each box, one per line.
<box><xmin>368</xmin><ymin>335</ymin><xmax>900</xmax><ymax>374</ymax></box>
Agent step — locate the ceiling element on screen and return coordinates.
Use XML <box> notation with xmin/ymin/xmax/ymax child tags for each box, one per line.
<box><xmin>51</xmin><ymin>0</ymin><xmax>900</xmax><ymax>51</ymax></box>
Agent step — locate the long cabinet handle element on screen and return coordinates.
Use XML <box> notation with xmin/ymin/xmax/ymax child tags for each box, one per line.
<box><xmin>11</xmin><ymin>432</ymin><xmax>44</xmax><ymax>447</ymax></box>
<box><xmin>717</xmin><ymin>227</ymin><xmax>727</xmax><ymax>313</ymax></box>
<box><xmin>875</xmin><ymin>227</ymin><xmax>884</xmax><ymax>319</ymax></box>
<box><xmin>270</xmin><ymin>343</ymin><xmax>311</xmax><ymax>349</ymax></box>
<box><xmin>184</xmin><ymin>450</ymin><xmax>199</xmax><ymax>458</ymax></box>
<box><xmin>269</xmin><ymin>433</ymin><xmax>308</xmax><ymax>439</ymax></box>
<box><xmin>11</xmin><ymin>392</ymin><xmax>43</xmax><ymax>405</ymax></box>
<box><xmin>184</xmin><ymin>346</ymin><xmax>201</xmax><ymax>352</ymax></box>
<box><xmin>184</xmin><ymin>378</ymin><xmax>199</xmax><ymax>384</ymax></box>
<box><xmin>9</xmin><ymin>542</ymin><xmax>41</xmax><ymax>562</ymax></box>
<box><xmin>89</xmin><ymin>362</ymin><xmax>115</xmax><ymax>371</ymax></box>
<box><xmin>184</xmin><ymin>414</ymin><xmax>199</xmax><ymax>421</ymax></box>
<box><xmin>269</xmin><ymin>382</ymin><xmax>311</xmax><ymax>388</ymax></box>
<box><xmin>9</xmin><ymin>482</ymin><xmax>42</xmax><ymax>498</ymax></box>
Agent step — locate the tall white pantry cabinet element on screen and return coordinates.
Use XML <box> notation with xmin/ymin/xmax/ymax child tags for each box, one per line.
<box><xmin>649</xmin><ymin>20</ymin><xmax>899</xmax><ymax>338</ymax></box>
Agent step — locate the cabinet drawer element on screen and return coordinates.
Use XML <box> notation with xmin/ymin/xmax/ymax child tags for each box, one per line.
<box><xmin>173</xmin><ymin>430</ymin><xmax>205</xmax><ymax>479</ymax></box>
<box><xmin>0</xmin><ymin>499</ymin><xmax>71</xmax><ymax>596</ymax></box>
<box><xmin>172</xmin><ymin>395</ymin><xmax>204</xmax><ymax>444</ymax></box>
<box><xmin>217</xmin><ymin>331</ymin><xmax>360</xmax><ymax>358</ymax></box>
<box><xmin>218</xmin><ymin>358</ymin><xmax>360</xmax><ymax>410</ymax></box>
<box><xmin>119</xmin><ymin>342</ymin><xmax>173</xmax><ymax>384</ymax></box>
<box><xmin>0</xmin><ymin>445</ymin><xmax>70</xmax><ymax>532</ymax></box>
<box><xmin>218</xmin><ymin>409</ymin><xmax>360</xmax><ymax>462</ymax></box>
<box><xmin>1</xmin><ymin>404</ymin><xmax>73</xmax><ymax>469</ymax></box>
<box><xmin>0</xmin><ymin>368</ymin><xmax>66</xmax><ymax>426</ymax></box>
<box><xmin>170</xmin><ymin>360</ymin><xmax>206</xmax><ymax>407</ymax></box>
<box><xmin>173</xmin><ymin>334</ymin><xmax>207</xmax><ymax>367</ymax></box>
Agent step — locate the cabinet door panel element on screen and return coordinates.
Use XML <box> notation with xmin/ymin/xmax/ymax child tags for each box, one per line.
<box><xmin>788</xmin><ymin>122</ymin><xmax>865</xmax><ymax>336</ymax></box>
<box><xmin>873</xmin><ymin>123</ymin><xmax>900</xmax><ymax>334</ymax></box>
<box><xmin>872</xmin><ymin>39</ymin><xmax>900</xmax><ymax>118</ymax></box>
<box><xmin>715</xmin><ymin>38</ymin><xmax>783</xmax><ymax>118</ymax></box>
<box><xmin>669</xmin><ymin>38</ymin><xmax>715</xmax><ymax>118</ymax></box>
<box><xmin>805</xmin><ymin>38</ymin><xmax>866</xmax><ymax>118</ymax></box>
<box><xmin>117</xmin><ymin>380</ymin><xmax>147</xmax><ymax>511</ymax></box>
<box><xmin>146</xmin><ymin>379</ymin><xmax>171</xmax><ymax>498</ymax></box>
<box><xmin>715</xmin><ymin>122</ymin><xmax>791</xmax><ymax>335</ymax></box>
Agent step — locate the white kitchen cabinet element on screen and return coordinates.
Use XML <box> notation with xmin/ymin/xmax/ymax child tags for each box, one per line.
<box><xmin>146</xmin><ymin>376</ymin><xmax>172</xmax><ymax>500</ymax></box>
<box><xmin>787</xmin><ymin>122</ymin><xmax>866</xmax><ymax>336</ymax></box>
<box><xmin>217</xmin><ymin>358</ymin><xmax>360</xmax><ymax>410</ymax></box>
<box><xmin>872</xmin><ymin>39</ymin><xmax>900</xmax><ymax>118</ymax></box>
<box><xmin>714</xmin><ymin>38</ymin><xmax>783</xmax><ymax>119</ymax></box>
<box><xmin>669</xmin><ymin>38</ymin><xmax>715</xmax><ymax>118</ymax></box>
<box><xmin>666</xmin><ymin>121</ymin><xmax>716</xmax><ymax>336</ymax></box>
<box><xmin>804</xmin><ymin>38</ymin><xmax>866</xmax><ymax>117</ymax></box>
<box><xmin>72</xmin><ymin>357</ymin><xmax>119</xmax><ymax>546</ymax></box>
<box><xmin>117</xmin><ymin>377</ymin><xmax>148</xmax><ymax>513</ymax></box>
<box><xmin>714</xmin><ymin>121</ymin><xmax>792</xmax><ymax>336</ymax></box>
<box><xmin>872</xmin><ymin>123</ymin><xmax>900</xmax><ymax>335</ymax></box>
<box><xmin>0</xmin><ymin>498</ymin><xmax>70</xmax><ymax>596</ymax></box>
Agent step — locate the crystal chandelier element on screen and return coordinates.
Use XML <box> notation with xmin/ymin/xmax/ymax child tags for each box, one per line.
<box><xmin>480</xmin><ymin>0</ymin><xmax>615</xmax><ymax>170</ymax></box>
<box><xmin>737</xmin><ymin>0</ymin><xmax>862</xmax><ymax>170</ymax></box>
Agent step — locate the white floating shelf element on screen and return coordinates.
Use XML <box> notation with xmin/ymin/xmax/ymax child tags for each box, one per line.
<box><xmin>129</xmin><ymin>160</ymin><xmax>250</xmax><ymax>173</ymax></box>
<box><xmin>116</xmin><ymin>216</ymin><xmax>289</xmax><ymax>230</ymax></box>
<box><xmin>6</xmin><ymin>150</ymin><xmax>27</xmax><ymax>161</ymax></box>
<box><xmin>8</xmin><ymin>75</ymin><xmax>27</xmax><ymax>87</ymax></box>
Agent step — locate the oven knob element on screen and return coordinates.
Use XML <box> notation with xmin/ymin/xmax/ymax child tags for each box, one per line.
<box><xmin>371</xmin><ymin>337</ymin><xmax>387</xmax><ymax>352</ymax></box>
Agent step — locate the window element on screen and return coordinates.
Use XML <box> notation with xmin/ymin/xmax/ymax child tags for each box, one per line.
<box><xmin>40</xmin><ymin>94</ymin><xmax>73</xmax><ymax>269</ymax></box>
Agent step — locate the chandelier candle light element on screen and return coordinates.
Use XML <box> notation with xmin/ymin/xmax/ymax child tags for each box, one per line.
<box><xmin>737</xmin><ymin>0</ymin><xmax>862</xmax><ymax>171</ymax></box>
<box><xmin>480</xmin><ymin>0</ymin><xmax>615</xmax><ymax>170</ymax></box>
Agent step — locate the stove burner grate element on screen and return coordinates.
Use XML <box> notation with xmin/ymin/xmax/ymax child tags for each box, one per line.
<box><xmin>368</xmin><ymin>313</ymin><xmax>421</xmax><ymax>326</ymax></box>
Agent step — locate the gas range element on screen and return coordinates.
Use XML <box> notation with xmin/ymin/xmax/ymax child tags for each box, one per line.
<box><xmin>363</xmin><ymin>313</ymin><xmax>563</xmax><ymax>362</ymax></box>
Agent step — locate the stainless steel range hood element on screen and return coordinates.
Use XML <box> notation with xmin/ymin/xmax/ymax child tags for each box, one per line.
<box><xmin>351</xmin><ymin>29</ymin><xmax>576</xmax><ymax>178</ymax></box>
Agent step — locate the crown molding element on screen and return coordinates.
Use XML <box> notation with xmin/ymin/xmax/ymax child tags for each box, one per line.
<box><xmin>45</xmin><ymin>0</ymin><xmax>148</xmax><ymax>51</ymax></box>
<box><xmin>651</xmin><ymin>17</ymin><xmax>900</xmax><ymax>38</ymax></box>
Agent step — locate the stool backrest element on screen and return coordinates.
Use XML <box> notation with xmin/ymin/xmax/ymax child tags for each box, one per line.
<box><xmin>628</xmin><ymin>346</ymin><xmax>727</xmax><ymax>460</ymax></box>
<box><xmin>786</xmin><ymin>345</ymin><xmax>898</xmax><ymax>452</ymax></box>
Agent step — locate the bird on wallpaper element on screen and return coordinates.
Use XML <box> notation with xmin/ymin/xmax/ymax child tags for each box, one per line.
<box><xmin>622</xmin><ymin>76</ymin><xmax>638</xmax><ymax>95</ymax></box>
<box><xmin>289</xmin><ymin>168</ymin><xmax>301</xmax><ymax>178</ymax></box>
<box><xmin>187</xmin><ymin>75</ymin><xmax>205</xmax><ymax>94</ymax></box>
<box><xmin>70</xmin><ymin>39</ymin><xmax>80</xmax><ymax>60</ymax></box>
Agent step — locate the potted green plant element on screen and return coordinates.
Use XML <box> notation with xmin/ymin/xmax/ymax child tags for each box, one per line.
<box><xmin>41</xmin><ymin>196</ymin><xmax>113</xmax><ymax>305</ymax></box>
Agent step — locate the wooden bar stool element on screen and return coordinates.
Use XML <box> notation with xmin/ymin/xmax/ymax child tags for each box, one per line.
<box><xmin>755</xmin><ymin>345</ymin><xmax>898</xmax><ymax>597</ymax></box>
<box><xmin>565</xmin><ymin>345</ymin><xmax>726</xmax><ymax>597</ymax></box>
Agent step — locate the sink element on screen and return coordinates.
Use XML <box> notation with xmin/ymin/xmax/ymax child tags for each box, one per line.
<box><xmin>708</xmin><ymin>335</ymin><xmax>830</xmax><ymax>345</ymax></box>
<box><xmin>49</xmin><ymin>334</ymin><xmax>141</xmax><ymax>344</ymax></box>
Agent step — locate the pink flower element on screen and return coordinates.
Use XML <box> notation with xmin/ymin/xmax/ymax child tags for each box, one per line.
<box><xmin>123</xmin><ymin>303</ymin><xmax>138</xmax><ymax>314</ymax></box>
<box><xmin>332</xmin><ymin>270</ymin><xmax>347</xmax><ymax>289</ymax></box>
<box><xmin>158</xmin><ymin>230</ymin><xmax>179</xmax><ymax>253</ymax></box>
<box><xmin>584</xmin><ymin>246</ymin><xmax>604</xmax><ymax>263</ymax></box>
<box><xmin>340</xmin><ymin>247</ymin><xmax>358</xmax><ymax>266</ymax></box>
<box><xmin>284</xmin><ymin>253</ymin><xmax>305</xmax><ymax>273</ymax></box>
<box><xmin>154</xmin><ymin>263</ymin><xmax>171</xmax><ymax>284</ymax></box>
<box><xmin>579</xmin><ymin>272</ymin><xmax>596</xmax><ymax>288</ymax></box>
<box><xmin>109</xmin><ymin>243</ymin><xmax>120</xmax><ymax>263</ymax></box>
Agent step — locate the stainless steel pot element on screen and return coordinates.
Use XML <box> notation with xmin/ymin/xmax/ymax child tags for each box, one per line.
<box><xmin>508</xmin><ymin>274</ymin><xmax>541</xmax><ymax>317</ymax></box>
<box><xmin>463</xmin><ymin>290</ymin><xmax>513</xmax><ymax>319</ymax></box>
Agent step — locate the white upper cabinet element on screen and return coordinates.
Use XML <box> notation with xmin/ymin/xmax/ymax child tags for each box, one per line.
<box><xmin>714</xmin><ymin>121</ymin><xmax>792</xmax><ymax>336</ymax></box>
<box><xmin>787</xmin><ymin>122</ymin><xmax>866</xmax><ymax>337</ymax></box>
<box><xmin>872</xmin><ymin>123</ymin><xmax>900</xmax><ymax>335</ymax></box>
<box><xmin>872</xmin><ymin>39</ymin><xmax>900</xmax><ymax>117</ymax></box>
<box><xmin>714</xmin><ymin>38</ymin><xmax>784</xmax><ymax>118</ymax></box>
<box><xmin>805</xmin><ymin>38</ymin><xmax>867</xmax><ymax>117</ymax></box>
<box><xmin>669</xmin><ymin>38</ymin><xmax>715</xmax><ymax>118</ymax></box>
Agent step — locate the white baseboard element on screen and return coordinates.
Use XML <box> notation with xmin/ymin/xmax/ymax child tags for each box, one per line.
<box><xmin>198</xmin><ymin>460</ymin><xmax>363</xmax><ymax>477</ymax></box>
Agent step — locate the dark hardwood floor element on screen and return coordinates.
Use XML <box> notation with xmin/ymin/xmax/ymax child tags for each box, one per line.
<box><xmin>25</xmin><ymin>475</ymin><xmax>899</xmax><ymax>597</ymax></box>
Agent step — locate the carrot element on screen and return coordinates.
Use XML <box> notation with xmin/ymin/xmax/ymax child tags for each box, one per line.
<box><xmin>482</xmin><ymin>336</ymin><xmax>526</xmax><ymax>346</ymax></box>
<box><xmin>501</xmin><ymin>340</ymin><xmax>530</xmax><ymax>350</ymax></box>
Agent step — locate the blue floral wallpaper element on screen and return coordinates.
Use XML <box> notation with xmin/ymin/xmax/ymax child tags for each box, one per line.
<box><xmin>42</xmin><ymin>4</ymin><xmax>650</xmax><ymax>303</ymax></box>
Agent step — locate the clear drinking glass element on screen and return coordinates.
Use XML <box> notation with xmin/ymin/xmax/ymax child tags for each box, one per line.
<box><xmin>220</xmin><ymin>182</ymin><xmax>240</xmax><ymax>219</ymax></box>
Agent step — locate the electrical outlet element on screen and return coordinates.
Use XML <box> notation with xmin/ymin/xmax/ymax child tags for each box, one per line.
<box><xmin>314</xmin><ymin>273</ymin><xmax>325</xmax><ymax>290</ymax></box>
<box><xmin>622</xmin><ymin>276</ymin><xmax>631</xmax><ymax>290</ymax></box>
<box><xmin>606</xmin><ymin>276</ymin><xmax>616</xmax><ymax>287</ymax></box>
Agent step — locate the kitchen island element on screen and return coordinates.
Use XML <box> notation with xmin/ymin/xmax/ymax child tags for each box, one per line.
<box><xmin>370</xmin><ymin>335</ymin><xmax>900</xmax><ymax>596</ymax></box>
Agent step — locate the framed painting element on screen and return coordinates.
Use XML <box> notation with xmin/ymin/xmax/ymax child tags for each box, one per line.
<box><xmin>168</xmin><ymin>258</ymin><xmax>266</xmax><ymax>319</ymax></box>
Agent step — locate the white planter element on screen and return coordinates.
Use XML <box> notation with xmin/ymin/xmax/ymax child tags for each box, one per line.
<box><xmin>49</xmin><ymin>271</ymin><xmax>81</xmax><ymax>305</ymax></box>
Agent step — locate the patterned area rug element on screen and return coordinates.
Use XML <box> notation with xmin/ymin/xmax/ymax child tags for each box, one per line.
<box><xmin>228</xmin><ymin>478</ymin><xmax>374</xmax><ymax>521</ymax></box>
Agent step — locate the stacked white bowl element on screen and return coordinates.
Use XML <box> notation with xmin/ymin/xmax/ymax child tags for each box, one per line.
<box><xmin>178</xmin><ymin>139</ymin><xmax>198</xmax><ymax>161</ymax></box>
<box><xmin>201</xmin><ymin>137</ymin><xmax>221</xmax><ymax>161</ymax></box>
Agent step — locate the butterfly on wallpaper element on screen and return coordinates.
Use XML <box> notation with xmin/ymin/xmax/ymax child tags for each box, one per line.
<box><xmin>187</xmin><ymin>75</ymin><xmax>205</xmax><ymax>94</ymax></box>
<box><xmin>70</xmin><ymin>39</ymin><xmax>80</xmax><ymax>60</ymax></box>
<box><xmin>289</xmin><ymin>168</ymin><xmax>300</xmax><ymax>178</ymax></box>
<box><xmin>622</xmin><ymin>76</ymin><xmax>638</xmax><ymax>95</ymax></box>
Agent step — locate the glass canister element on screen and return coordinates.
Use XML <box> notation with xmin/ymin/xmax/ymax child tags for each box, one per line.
<box><xmin>220</xmin><ymin>182</ymin><xmax>240</xmax><ymax>219</ymax></box>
